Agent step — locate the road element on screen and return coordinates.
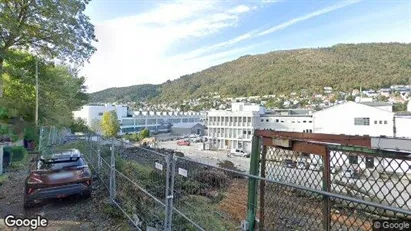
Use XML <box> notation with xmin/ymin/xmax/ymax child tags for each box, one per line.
<box><xmin>158</xmin><ymin>141</ymin><xmax>251</xmax><ymax>172</ymax></box>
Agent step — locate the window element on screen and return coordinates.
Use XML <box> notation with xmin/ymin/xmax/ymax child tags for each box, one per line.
<box><xmin>261</xmin><ymin>119</ymin><xmax>264</xmax><ymax>122</ymax></box>
<box><xmin>276</xmin><ymin>119</ymin><xmax>279</xmax><ymax>123</ymax></box>
<box><xmin>281</xmin><ymin>120</ymin><xmax>284</xmax><ymax>123</ymax></box>
<box><xmin>374</xmin><ymin>121</ymin><xmax>377</xmax><ymax>124</ymax></box>
<box><xmin>354</xmin><ymin>118</ymin><xmax>370</xmax><ymax>126</ymax></box>
<box><xmin>243</xmin><ymin>131</ymin><xmax>247</xmax><ymax>134</ymax></box>
<box><xmin>379</xmin><ymin>121</ymin><xmax>382</xmax><ymax>124</ymax></box>
<box><xmin>298</xmin><ymin>121</ymin><xmax>300</xmax><ymax>123</ymax></box>
<box><xmin>384</xmin><ymin>120</ymin><xmax>387</xmax><ymax>124</ymax></box>
<box><xmin>98</xmin><ymin>112</ymin><xmax>103</xmax><ymax>116</ymax></box>
<box><xmin>292</xmin><ymin>121</ymin><xmax>295</xmax><ymax>123</ymax></box>
<box><xmin>365</xmin><ymin>157</ymin><xmax>374</xmax><ymax>168</ymax></box>
<box><xmin>303</xmin><ymin>121</ymin><xmax>306</xmax><ymax>123</ymax></box>
<box><xmin>309</xmin><ymin>129</ymin><xmax>312</xmax><ymax>133</ymax></box>
<box><xmin>348</xmin><ymin>155</ymin><xmax>358</xmax><ymax>164</ymax></box>
<box><xmin>247</xmin><ymin>131</ymin><xmax>251</xmax><ymax>135</ymax></box>
<box><xmin>309</xmin><ymin>121</ymin><xmax>312</xmax><ymax>123</ymax></box>
<box><xmin>266</xmin><ymin>119</ymin><xmax>269</xmax><ymax>122</ymax></box>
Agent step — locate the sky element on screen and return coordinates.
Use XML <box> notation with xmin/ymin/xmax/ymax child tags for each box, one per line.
<box><xmin>81</xmin><ymin>0</ymin><xmax>411</xmax><ymax>93</ymax></box>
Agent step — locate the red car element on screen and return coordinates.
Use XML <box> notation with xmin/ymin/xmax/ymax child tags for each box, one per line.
<box><xmin>24</xmin><ymin>149</ymin><xmax>92</xmax><ymax>208</ymax></box>
<box><xmin>177</xmin><ymin>140</ymin><xmax>190</xmax><ymax>146</ymax></box>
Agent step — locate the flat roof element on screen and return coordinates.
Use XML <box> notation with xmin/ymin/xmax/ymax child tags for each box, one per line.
<box><xmin>359</xmin><ymin>101</ymin><xmax>392</xmax><ymax>107</ymax></box>
<box><xmin>171</xmin><ymin>122</ymin><xmax>203</xmax><ymax>128</ymax></box>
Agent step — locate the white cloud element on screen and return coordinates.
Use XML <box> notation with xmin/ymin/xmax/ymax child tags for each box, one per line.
<box><xmin>82</xmin><ymin>1</ymin><xmax>256</xmax><ymax>92</ymax></box>
<box><xmin>257</xmin><ymin>0</ymin><xmax>362</xmax><ymax>36</ymax></box>
<box><xmin>176</xmin><ymin>0</ymin><xmax>362</xmax><ymax>60</ymax></box>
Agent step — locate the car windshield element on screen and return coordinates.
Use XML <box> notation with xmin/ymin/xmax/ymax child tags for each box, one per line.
<box><xmin>38</xmin><ymin>157</ymin><xmax>86</xmax><ymax>170</ymax></box>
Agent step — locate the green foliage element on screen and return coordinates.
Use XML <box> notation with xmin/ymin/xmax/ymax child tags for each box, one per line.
<box><xmin>1</xmin><ymin>50</ymin><xmax>89</xmax><ymax>127</ymax></box>
<box><xmin>0</xmin><ymin>0</ymin><xmax>96</xmax><ymax>66</ymax></box>
<box><xmin>89</xmin><ymin>84</ymin><xmax>160</xmax><ymax>103</ymax></box>
<box><xmin>89</xmin><ymin>43</ymin><xmax>411</xmax><ymax>103</ymax></box>
<box><xmin>393</xmin><ymin>102</ymin><xmax>408</xmax><ymax>112</ymax></box>
<box><xmin>3</xmin><ymin>146</ymin><xmax>27</xmax><ymax>162</ymax></box>
<box><xmin>124</xmin><ymin>133</ymin><xmax>140</xmax><ymax>142</ymax></box>
<box><xmin>140</xmin><ymin>128</ymin><xmax>150</xmax><ymax>139</ymax></box>
<box><xmin>100</xmin><ymin>111</ymin><xmax>120</xmax><ymax>138</ymax></box>
<box><xmin>70</xmin><ymin>118</ymin><xmax>89</xmax><ymax>133</ymax></box>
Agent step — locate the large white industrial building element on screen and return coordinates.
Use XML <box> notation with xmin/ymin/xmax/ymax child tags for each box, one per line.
<box><xmin>207</xmin><ymin>101</ymin><xmax>411</xmax><ymax>152</ymax></box>
<box><xmin>73</xmin><ymin>104</ymin><xmax>201</xmax><ymax>135</ymax></box>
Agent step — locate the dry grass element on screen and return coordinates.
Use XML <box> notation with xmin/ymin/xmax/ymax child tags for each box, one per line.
<box><xmin>218</xmin><ymin>179</ymin><xmax>248</xmax><ymax>223</ymax></box>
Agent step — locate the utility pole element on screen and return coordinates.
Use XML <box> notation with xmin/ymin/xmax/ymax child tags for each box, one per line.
<box><xmin>35</xmin><ymin>58</ymin><xmax>39</xmax><ymax>127</ymax></box>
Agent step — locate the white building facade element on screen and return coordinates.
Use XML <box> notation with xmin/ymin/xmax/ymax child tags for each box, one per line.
<box><xmin>206</xmin><ymin>103</ymin><xmax>313</xmax><ymax>152</ymax></box>
<box><xmin>73</xmin><ymin>104</ymin><xmax>201</xmax><ymax>135</ymax></box>
<box><xmin>312</xmin><ymin>102</ymin><xmax>395</xmax><ymax>137</ymax></box>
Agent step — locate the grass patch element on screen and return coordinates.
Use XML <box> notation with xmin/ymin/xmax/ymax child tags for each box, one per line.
<box><xmin>0</xmin><ymin>174</ymin><xmax>8</xmax><ymax>186</ymax></box>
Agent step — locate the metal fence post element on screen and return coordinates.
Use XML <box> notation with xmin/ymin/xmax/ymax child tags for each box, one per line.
<box><xmin>244</xmin><ymin>135</ymin><xmax>261</xmax><ymax>231</ymax></box>
<box><xmin>164</xmin><ymin>152</ymin><xmax>176</xmax><ymax>231</ymax></box>
<box><xmin>38</xmin><ymin>127</ymin><xmax>44</xmax><ymax>154</ymax></box>
<box><xmin>97</xmin><ymin>135</ymin><xmax>101</xmax><ymax>173</ymax></box>
<box><xmin>322</xmin><ymin>147</ymin><xmax>331</xmax><ymax>231</ymax></box>
<box><xmin>109</xmin><ymin>138</ymin><xmax>116</xmax><ymax>201</ymax></box>
<box><xmin>0</xmin><ymin>144</ymin><xmax>3</xmax><ymax>175</ymax></box>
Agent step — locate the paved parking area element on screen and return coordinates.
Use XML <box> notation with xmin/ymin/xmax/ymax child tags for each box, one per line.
<box><xmin>158</xmin><ymin>141</ymin><xmax>251</xmax><ymax>172</ymax></box>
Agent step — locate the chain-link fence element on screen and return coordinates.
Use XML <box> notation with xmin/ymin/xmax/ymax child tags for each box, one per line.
<box><xmin>39</xmin><ymin>127</ymin><xmax>411</xmax><ymax>231</ymax></box>
<box><xmin>254</xmin><ymin>131</ymin><xmax>411</xmax><ymax>231</ymax></box>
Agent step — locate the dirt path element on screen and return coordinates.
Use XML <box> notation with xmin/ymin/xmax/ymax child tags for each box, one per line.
<box><xmin>0</xmin><ymin>169</ymin><xmax>125</xmax><ymax>231</ymax></box>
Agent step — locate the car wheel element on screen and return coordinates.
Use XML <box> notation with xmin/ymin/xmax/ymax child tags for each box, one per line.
<box><xmin>82</xmin><ymin>190</ymin><xmax>92</xmax><ymax>199</ymax></box>
<box><xmin>24</xmin><ymin>199</ymin><xmax>36</xmax><ymax>209</ymax></box>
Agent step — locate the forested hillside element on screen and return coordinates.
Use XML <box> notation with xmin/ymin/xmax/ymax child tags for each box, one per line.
<box><xmin>89</xmin><ymin>43</ymin><xmax>411</xmax><ymax>103</ymax></box>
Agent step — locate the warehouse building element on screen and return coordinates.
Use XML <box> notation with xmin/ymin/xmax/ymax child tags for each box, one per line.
<box><xmin>170</xmin><ymin>122</ymin><xmax>205</xmax><ymax>136</ymax></box>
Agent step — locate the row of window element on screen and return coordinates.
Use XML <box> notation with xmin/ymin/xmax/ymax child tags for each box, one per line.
<box><xmin>209</xmin><ymin>116</ymin><xmax>252</xmax><ymax>123</ymax></box>
<box><xmin>354</xmin><ymin>118</ymin><xmax>388</xmax><ymax>126</ymax></box>
<box><xmin>261</xmin><ymin>118</ymin><xmax>313</xmax><ymax>124</ymax></box>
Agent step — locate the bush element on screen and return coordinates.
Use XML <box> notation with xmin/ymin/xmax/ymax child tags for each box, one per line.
<box><xmin>3</xmin><ymin>146</ymin><xmax>26</xmax><ymax>162</ymax></box>
<box><xmin>194</xmin><ymin>169</ymin><xmax>229</xmax><ymax>189</ymax></box>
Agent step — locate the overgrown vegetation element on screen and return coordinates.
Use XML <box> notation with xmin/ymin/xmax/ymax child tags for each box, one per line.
<box><xmin>89</xmin><ymin>43</ymin><xmax>411</xmax><ymax>103</ymax></box>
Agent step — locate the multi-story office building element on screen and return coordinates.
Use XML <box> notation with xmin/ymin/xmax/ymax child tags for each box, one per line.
<box><xmin>73</xmin><ymin>104</ymin><xmax>201</xmax><ymax>135</ymax></box>
<box><xmin>206</xmin><ymin>103</ymin><xmax>313</xmax><ymax>152</ymax></box>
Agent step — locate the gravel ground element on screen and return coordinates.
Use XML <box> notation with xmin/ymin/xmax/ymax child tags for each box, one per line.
<box><xmin>157</xmin><ymin>141</ymin><xmax>251</xmax><ymax>171</ymax></box>
<box><xmin>0</xmin><ymin>168</ymin><xmax>125</xmax><ymax>231</ymax></box>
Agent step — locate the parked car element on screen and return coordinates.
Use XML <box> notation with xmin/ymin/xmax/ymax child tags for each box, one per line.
<box><xmin>282</xmin><ymin>159</ymin><xmax>296</xmax><ymax>168</ymax></box>
<box><xmin>230</xmin><ymin>149</ymin><xmax>250</xmax><ymax>158</ymax></box>
<box><xmin>23</xmin><ymin>149</ymin><xmax>92</xmax><ymax>208</ymax></box>
<box><xmin>177</xmin><ymin>140</ymin><xmax>190</xmax><ymax>146</ymax></box>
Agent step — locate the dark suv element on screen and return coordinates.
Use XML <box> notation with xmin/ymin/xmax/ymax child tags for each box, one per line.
<box><xmin>24</xmin><ymin>149</ymin><xmax>92</xmax><ymax>208</ymax></box>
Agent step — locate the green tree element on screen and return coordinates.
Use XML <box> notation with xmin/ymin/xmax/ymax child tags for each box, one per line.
<box><xmin>140</xmin><ymin>128</ymin><xmax>150</xmax><ymax>139</ymax></box>
<box><xmin>1</xmin><ymin>51</ymin><xmax>88</xmax><ymax>126</ymax></box>
<box><xmin>0</xmin><ymin>0</ymin><xmax>97</xmax><ymax>95</ymax></box>
<box><xmin>346</xmin><ymin>95</ymin><xmax>355</xmax><ymax>101</ymax></box>
<box><xmin>70</xmin><ymin>118</ymin><xmax>89</xmax><ymax>133</ymax></box>
<box><xmin>100</xmin><ymin>111</ymin><xmax>120</xmax><ymax>138</ymax></box>
<box><xmin>393</xmin><ymin>102</ymin><xmax>407</xmax><ymax>112</ymax></box>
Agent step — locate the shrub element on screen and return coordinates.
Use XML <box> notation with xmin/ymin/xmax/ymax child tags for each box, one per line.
<box><xmin>193</xmin><ymin>169</ymin><xmax>229</xmax><ymax>189</ymax></box>
<box><xmin>3</xmin><ymin>146</ymin><xmax>26</xmax><ymax>162</ymax></box>
<box><xmin>10</xmin><ymin>146</ymin><xmax>26</xmax><ymax>162</ymax></box>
